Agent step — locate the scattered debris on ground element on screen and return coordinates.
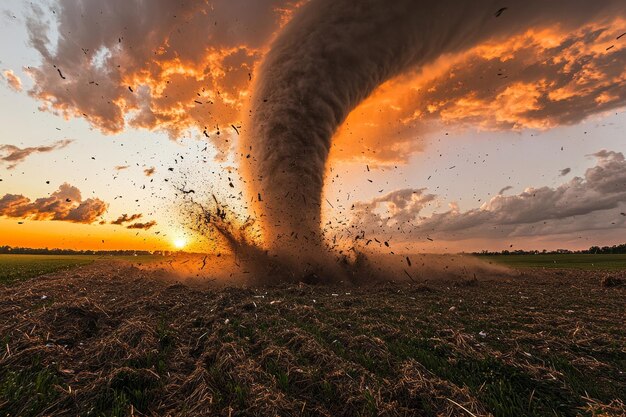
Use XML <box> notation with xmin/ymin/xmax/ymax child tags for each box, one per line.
<box><xmin>1</xmin><ymin>262</ymin><xmax>624</xmax><ymax>416</ymax></box>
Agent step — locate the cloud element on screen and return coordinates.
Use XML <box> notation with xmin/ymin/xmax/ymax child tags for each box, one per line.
<box><xmin>110</xmin><ymin>213</ymin><xmax>158</xmax><ymax>230</ymax></box>
<box><xmin>2</xmin><ymin>69</ymin><xmax>22</xmax><ymax>92</ymax></box>
<box><xmin>416</xmin><ymin>22</ymin><xmax>626</xmax><ymax>130</ymax></box>
<box><xmin>0</xmin><ymin>183</ymin><xmax>107</xmax><ymax>223</ymax></box>
<box><xmin>114</xmin><ymin>165</ymin><xmax>129</xmax><ymax>171</ymax></box>
<box><xmin>0</xmin><ymin>139</ymin><xmax>73</xmax><ymax>169</ymax></box>
<box><xmin>560</xmin><ymin>168</ymin><xmax>571</xmax><ymax>176</ymax></box>
<box><xmin>332</xmin><ymin>17</ymin><xmax>626</xmax><ymax>164</ymax></box>
<box><xmin>24</xmin><ymin>0</ymin><xmax>302</xmax><ymax>154</ymax></box>
<box><xmin>22</xmin><ymin>2</ymin><xmax>626</xmax><ymax>167</ymax></box>
<box><xmin>126</xmin><ymin>220</ymin><xmax>157</xmax><ymax>230</ymax></box>
<box><xmin>143</xmin><ymin>167</ymin><xmax>156</xmax><ymax>176</ymax></box>
<box><xmin>351</xmin><ymin>189</ymin><xmax>437</xmax><ymax>233</ymax></box>
<box><xmin>110</xmin><ymin>213</ymin><xmax>142</xmax><ymax>225</ymax></box>
<box><xmin>349</xmin><ymin>150</ymin><xmax>626</xmax><ymax>242</ymax></box>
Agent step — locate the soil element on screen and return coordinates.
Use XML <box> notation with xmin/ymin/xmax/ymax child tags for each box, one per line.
<box><xmin>0</xmin><ymin>261</ymin><xmax>624</xmax><ymax>416</ymax></box>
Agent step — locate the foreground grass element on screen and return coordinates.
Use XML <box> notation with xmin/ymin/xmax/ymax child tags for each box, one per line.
<box><xmin>1</xmin><ymin>263</ymin><xmax>624</xmax><ymax>416</ymax></box>
<box><xmin>0</xmin><ymin>254</ymin><xmax>166</xmax><ymax>285</ymax></box>
<box><xmin>480</xmin><ymin>253</ymin><xmax>626</xmax><ymax>269</ymax></box>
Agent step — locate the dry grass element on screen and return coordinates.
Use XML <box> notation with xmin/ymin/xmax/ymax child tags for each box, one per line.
<box><xmin>1</xmin><ymin>262</ymin><xmax>624</xmax><ymax>416</ymax></box>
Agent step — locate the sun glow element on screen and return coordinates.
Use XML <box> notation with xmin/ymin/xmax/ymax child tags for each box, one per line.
<box><xmin>173</xmin><ymin>237</ymin><xmax>187</xmax><ymax>249</ymax></box>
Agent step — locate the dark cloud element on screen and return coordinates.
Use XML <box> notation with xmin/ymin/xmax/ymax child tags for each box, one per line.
<box><xmin>0</xmin><ymin>139</ymin><xmax>73</xmax><ymax>169</ymax></box>
<box><xmin>560</xmin><ymin>168</ymin><xmax>572</xmax><ymax>176</ymax></box>
<box><xmin>0</xmin><ymin>183</ymin><xmax>107</xmax><ymax>224</ymax></box>
<box><xmin>350</xmin><ymin>150</ymin><xmax>626</xmax><ymax>241</ymax></box>
<box><xmin>126</xmin><ymin>220</ymin><xmax>157</xmax><ymax>230</ymax></box>
<box><xmin>110</xmin><ymin>213</ymin><xmax>142</xmax><ymax>225</ymax></box>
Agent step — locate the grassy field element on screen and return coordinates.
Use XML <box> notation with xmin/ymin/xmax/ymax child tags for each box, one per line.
<box><xmin>0</xmin><ymin>254</ymin><xmax>166</xmax><ymax>285</ymax></box>
<box><xmin>480</xmin><ymin>253</ymin><xmax>626</xmax><ymax>269</ymax></box>
<box><xmin>0</xmin><ymin>255</ymin><xmax>97</xmax><ymax>285</ymax></box>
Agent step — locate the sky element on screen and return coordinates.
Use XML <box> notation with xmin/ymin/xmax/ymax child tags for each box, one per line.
<box><xmin>0</xmin><ymin>0</ymin><xmax>625</xmax><ymax>253</ymax></box>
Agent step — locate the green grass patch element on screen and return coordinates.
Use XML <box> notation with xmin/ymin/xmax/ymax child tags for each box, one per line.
<box><xmin>90</xmin><ymin>368</ymin><xmax>161</xmax><ymax>417</ymax></box>
<box><xmin>0</xmin><ymin>254</ymin><xmax>168</xmax><ymax>285</ymax></box>
<box><xmin>0</xmin><ymin>254</ymin><xmax>97</xmax><ymax>285</ymax></box>
<box><xmin>0</xmin><ymin>357</ymin><xmax>62</xmax><ymax>417</ymax></box>
<box><xmin>480</xmin><ymin>254</ymin><xmax>626</xmax><ymax>269</ymax></box>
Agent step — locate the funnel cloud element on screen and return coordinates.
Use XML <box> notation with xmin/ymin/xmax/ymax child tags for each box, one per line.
<box><xmin>244</xmin><ymin>0</ymin><xmax>625</xmax><ymax>263</ymax></box>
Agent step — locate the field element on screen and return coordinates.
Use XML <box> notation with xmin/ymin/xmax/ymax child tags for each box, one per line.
<box><xmin>0</xmin><ymin>254</ymin><xmax>168</xmax><ymax>285</ymax></box>
<box><xmin>481</xmin><ymin>254</ymin><xmax>626</xmax><ymax>269</ymax></box>
<box><xmin>0</xmin><ymin>255</ymin><xmax>99</xmax><ymax>285</ymax></box>
<box><xmin>0</xmin><ymin>257</ymin><xmax>624</xmax><ymax>416</ymax></box>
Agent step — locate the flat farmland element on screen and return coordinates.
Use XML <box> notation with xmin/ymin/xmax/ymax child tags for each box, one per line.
<box><xmin>480</xmin><ymin>254</ymin><xmax>626</xmax><ymax>269</ymax></box>
<box><xmin>0</xmin><ymin>254</ymin><xmax>171</xmax><ymax>285</ymax></box>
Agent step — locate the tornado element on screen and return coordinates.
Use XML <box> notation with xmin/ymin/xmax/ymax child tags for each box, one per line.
<box><xmin>242</xmin><ymin>0</ymin><xmax>623</xmax><ymax>270</ymax></box>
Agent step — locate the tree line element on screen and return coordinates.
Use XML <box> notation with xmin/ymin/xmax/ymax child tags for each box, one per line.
<box><xmin>0</xmin><ymin>246</ymin><xmax>173</xmax><ymax>256</ymax></box>
<box><xmin>473</xmin><ymin>243</ymin><xmax>626</xmax><ymax>256</ymax></box>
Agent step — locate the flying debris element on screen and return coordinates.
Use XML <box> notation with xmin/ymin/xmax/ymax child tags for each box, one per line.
<box><xmin>403</xmin><ymin>269</ymin><xmax>416</xmax><ymax>282</ymax></box>
<box><xmin>494</xmin><ymin>7</ymin><xmax>508</xmax><ymax>17</ymax></box>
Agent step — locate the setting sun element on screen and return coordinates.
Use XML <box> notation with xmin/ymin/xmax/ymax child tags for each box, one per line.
<box><xmin>173</xmin><ymin>238</ymin><xmax>187</xmax><ymax>249</ymax></box>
